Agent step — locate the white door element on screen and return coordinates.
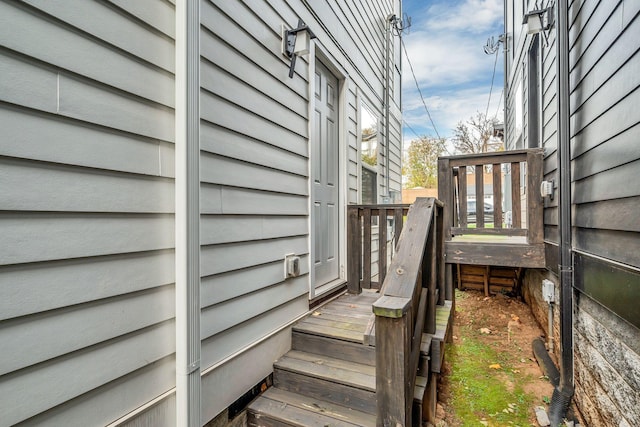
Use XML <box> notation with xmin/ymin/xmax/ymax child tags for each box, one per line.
<box><xmin>312</xmin><ymin>60</ymin><xmax>340</xmax><ymax>289</ymax></box>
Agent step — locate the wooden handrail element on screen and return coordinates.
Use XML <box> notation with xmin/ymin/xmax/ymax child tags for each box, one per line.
<box><xmin>372</xmin><ymin>197</ymin><xmax>445</xmax><ymax>427</ymax></box>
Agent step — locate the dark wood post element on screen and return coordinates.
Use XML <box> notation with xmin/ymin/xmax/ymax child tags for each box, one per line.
<box><xmin>438</xmin><ymin>158</ymin><xmax>452</xmax><ymax>243</ymax></box>
<box><xmin>374</xmin><ymin>296</ymin><xmax>412</xmax><ymax>427</ymax></box>
<box><xmin>527</xmin><ymin>149</ymin><xmax>544</xmax><ymax>244</ymax></box>
<box><xmin>347</xmin><ymin>206</ymin><xmax>361</xmax><ymax>294</ymax></box>
<box><xmin>379</xmin><ymin>209</ymin><xmax>388</xmax><ymax>284</ymax></box>
<box><xmin>475</xmin><ymin>165</ymin><xmax>484</xmax><ymax>227</ymax></box>
<box><xmin>492</xmin><ymin>163</ymin><xmax>503</xmax><ymax>227</ymax></box>
<box><xmin>459</xmin><ymin>166</ymin><xmax>467</xmax><ymax>228</ymax></box>
<box><xmin>363</xmin><ymin>208</ymin><xmax>372</xmax><ymax>289</ymax></box>
<box><xmin>511</xmin><ymin>162</ymin><xmax>522</xmax><ymax>228</ymax></box>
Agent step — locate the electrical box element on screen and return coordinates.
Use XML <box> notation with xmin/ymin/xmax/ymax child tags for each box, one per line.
<box><xmin>284</xmin><ymin>254</ymin><xmax>300</xmax><ymax>279</ymax></box>
<box><xmin>542</xmin><ymin>279</ymin><xmax>555</xmax><ymax>303</ymax></box>
<box><xmin>540</xmin><ymin>180</ymin><xmax>554</xmax><ymax>199</ymax></box>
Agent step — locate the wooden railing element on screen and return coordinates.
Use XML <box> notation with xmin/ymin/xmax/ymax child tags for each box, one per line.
<box><xmin>437</xmin><ymin>149</ymin><xmax>545</xmax><ymax>268</ymax></box>
<box><xmin>438</xmin><ymin>148</ymin><xmax>543</xmax><ymax>242</ymax></box>
<box><xmin>347</xmin><ymin>204</ymin><xmax>410</xmax><ymax>294</ymax></box>
<box><xmin>371</xmin><ymin>198</ymin><xmax>445</xmax><ymax>427</ymax></box>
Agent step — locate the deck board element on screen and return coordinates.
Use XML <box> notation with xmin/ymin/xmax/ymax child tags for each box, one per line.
<box><xmin>249</xmin><ymin>390</ymin><xmax>372</xmax><ymax>427</ymax></box>
<box><xmin>306</xmin><ymin>311</ymin><xmax>371</xmax><ymax>326</ymax></box>
<box><xmin>297</xmin><ymin>316</ymin><xmax>369</xmax><ymax>333</ymax></box>
<box><xmin>275</xmin><ymin>352</ymin><xmax>376</xmax><ymax>391</ymax></box>
<box><xmin>292</xmin><ymin>322</ymin><xmax>364</xmax><ymax>343</ymax></box>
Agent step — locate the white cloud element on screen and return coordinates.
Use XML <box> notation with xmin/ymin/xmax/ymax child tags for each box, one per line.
<box><xmin>401</xmin><ymin>0</ymin><xmax>505</xmax><ymax>139</ymax></box>
<box><xmin>423</xmin><ymin>0</ymin><xmax>503</xmax><ymax>34</ymax></box>
<box><xmin>402</xmin><ymin>31</ymin><xmax>489</xmax><ymax>88</ymax></box>
<box><xmin>403</xmin><ymin>85</ymin><xmax>504</xmax><ymax>137</ymax></box>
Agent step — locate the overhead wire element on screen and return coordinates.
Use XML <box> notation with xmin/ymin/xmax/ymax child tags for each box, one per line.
<box><xmin>402</xmin><ymin>119</ymin><xmax>421</xmax><ymax>139</ymax></box>
<box><xmin>400</xmin><ymin>37</ymin><xmax>442</xmax><ymax>140</ymax></box>
<box><xmin>484</xmin><ymin>47</ymin><xmax>500</xmax><ymax>120</ymax></box>
<box><xmin>494</xmin><ymin>88</ymin><xmax>503</xmax><ymax>119</ymax></box>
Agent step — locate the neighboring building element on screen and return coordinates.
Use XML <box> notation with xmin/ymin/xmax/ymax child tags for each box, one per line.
<box><xmin>504</xmin><ymin>0</ymin><xmax>640</xmax><ymax>425</ymax></box>
<box><xmin>0</xmin><ymin>1</ymin><xmax>403</xmax><ymax>425</ymax></box>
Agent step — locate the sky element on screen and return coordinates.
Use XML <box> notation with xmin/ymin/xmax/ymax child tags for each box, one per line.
<box><xmin>400</xmin><ymin>0</ymin><xmax>505</xmax><ymax>148</ymax></box>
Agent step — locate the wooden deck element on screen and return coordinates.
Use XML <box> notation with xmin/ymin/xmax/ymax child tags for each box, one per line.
<box><xmin>248</xmin><ymin>290</ymin><xmax>453</xmax><ymax>427</ymax></box>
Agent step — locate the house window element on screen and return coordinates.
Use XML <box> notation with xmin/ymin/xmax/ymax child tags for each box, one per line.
<box><xmin>527</xmin><ymin>35</ymin><xmax>541</xmax><ymax>148</ymax></box>
<box><xmin>360</xmin><ymin>102</ymin><xmax>378</xmax><ymax>168</ymax></box>
<box><xmin>361</xmin><ymin>166</ymin><xmax>377</xmax><ymax>205</ymax></box>
<box><xmin>360</xmin><ymin>100</ymin><xmax>379</xmax><ymax>204</ymax></box>
<box><xmin>514</xmin><ymin>80</ymin><xmax>523</xmax><ymax>149</ymax></box>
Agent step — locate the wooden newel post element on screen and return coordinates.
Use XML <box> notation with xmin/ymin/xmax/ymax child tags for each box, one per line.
<box><xmin>347</xmin><ymin>207</ymin><xmax>362</xmax><ymax>294</ymax></box>
<box><xmin>374</xmin><ymin>296</ymin><xmax>412</xmax><ymax>427</ymax></box>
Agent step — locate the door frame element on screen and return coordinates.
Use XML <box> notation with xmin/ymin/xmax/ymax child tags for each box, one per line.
<box><xmin>308</xmin><ymin>42</ymin><xmax>349</xmax><ymax>300</ymax></box>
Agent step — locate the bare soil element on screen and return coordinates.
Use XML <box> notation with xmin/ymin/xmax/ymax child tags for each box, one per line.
<box><xmin>437</xmin><ymin>290</ymin><xmax>555</xmax><ymax>426</ymax></box>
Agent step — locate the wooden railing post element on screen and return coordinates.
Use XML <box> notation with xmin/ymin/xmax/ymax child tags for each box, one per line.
<box><xmin>492</xmin><ymin>163</ymin><xmax>503</xmax><ymax>227</ymax></box>
<box><xmin>363</xmin><ymin>208</ymin><xmax>372</xmax><ymax>289</ymax></box>
<box><xmin>438</xmin><ymin>159</ymin><xmax>453</xmax><ymax>243</ymax></box>
<box><xmin>475</xmin><ymin>165</ymin><xmax>485</xmax><ymax>227</ymax></box>
<box><xmin>511</xmin><ymin>162</ymin><xmax>522</xmax><ymax>228</ymax></box>
<box><xmin>526</xmin><ymin>150</ymin><xmax>544</xmax><ymax>244</ymax></box>
<box><xmin>379</xmin><ymin>209</ymin><xmax>388</xmax><ymax>285</ymax></box>
<box><xmin>374</xmin><ymin>296</ymin><xmax>412</xmax><ymax>427</ymax></box>
<box><xmin>458</xmin><ymin>166</ymin><xmax>467</xmax><ymax>228</ymax></box>
<box><xmin>347</xmin><ymin>206</ymin><xmax>361</xmax><ymax>294</ymax></box>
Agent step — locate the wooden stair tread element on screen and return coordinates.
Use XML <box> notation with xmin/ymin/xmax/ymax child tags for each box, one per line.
<box><xmin>248</xmin><ymin>388</ymin><xmax>375</xmax><ymax>427</ymax></box>
<box><xmin>305</xmin><ymin>311</ymin><xmax>372</xmax><ymax>326</ymax></box>
<box><xmin>420</xmin><ymin>333</ymin><xmax>433</xmax><ymax>356</ymax></box>
<box><xmin>292</xmin><ymin>331</ymin><xmax>376</xmax><ymax>367</ymax></box>
<box><xmin>433</xmin><ymin>301</ymin><xmax>452</xmax><ymax>341</ymax></box>
<box><xmin>293</xmin><ymin>322</ymin><xmax>365</xmax><ymax>343</ymax></box>
<box><xmin>324</xmin><ymin>301</ymin><xmax>374</xmax><ymax>316</ymax></box>
<box><xmin>316</xmin><ymin>306</ymin><xmax>373</xmax><ymax>319</ymax></box>
<box><xmin>298</xmin><ymin>316</ymin><xmax>369</xmax><ymax>334</ymax></box>
<box><xmin>336</xmin><ymin>291</ymin><xmax>380</xmax><ymax>304</ymax></box>
<box><xmin>275</xmin><ymin>351</ymin><xmax>375</xmax><ymax>392</ymax></box>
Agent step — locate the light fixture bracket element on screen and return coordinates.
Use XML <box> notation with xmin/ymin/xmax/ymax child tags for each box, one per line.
<box><xmin>283</xmin><ymin>19</ymin><xmax>316</xmax><ymax>78</ymax></box>
<box><xmin>523</xmin><ymin>6</ymin><xmax>554</xmax><ymax>34</ymax></box>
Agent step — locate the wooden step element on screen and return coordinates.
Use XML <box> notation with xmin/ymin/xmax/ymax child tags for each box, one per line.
<box><xmin>292</xmin><ymin>331</ymin><xmax>375</xmax><ymax>366</ymax></box>
<box><xmin>293</xmin><ymin>312</ymin><xmax>369</xmax><ymax>344</ymax></box>
<box><xmin>430</xmin><ymin>301</ymin><xmax>453</xmax><ymax>373</ymax></box>
<box><xmin>273</xmin><ymin>350</ymin><xmax>376</xmax><ymax>414</ymax></box>
<box><xmin>247</xmin><ymin>388</ymin><xmax>376</xmax><ymax>427</ymax></box>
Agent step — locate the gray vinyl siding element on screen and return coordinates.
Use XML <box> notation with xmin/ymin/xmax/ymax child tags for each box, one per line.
<box><xmin>1</xmin><ymin>0</ymin><xmax>403</xmax><ymax>425</ymax></box>
<box><xmin>198</xmin><ymin>0</ymin><xmax>310</xmax><ymax>376</ymax></box>
<box><xmin>506</xmin><ymin>0</ymin><xmax>640</xmax><ymax>426</ymax></box>
<box><xmin>0</xmin><ymin>1</ymin><xmax>176</xmax><ymax>426</ymax></box>
<box><xmin>198</xmin><ymin>0</ymin><xmax>402</xmax><ymax>420</ymax></box>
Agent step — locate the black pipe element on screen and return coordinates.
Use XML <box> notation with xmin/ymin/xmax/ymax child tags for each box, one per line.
<box><xmin>532</xmin><ymin>337</ymin><xmax>560</xmax><ymax>387</ymax></box>
<box><xmin>550</xmin><ymin>0</ymin><xmax>575</xmax><ymax>425</ymax></box>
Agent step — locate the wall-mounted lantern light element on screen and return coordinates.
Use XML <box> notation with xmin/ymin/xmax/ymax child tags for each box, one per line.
<box><xmin>523</xmin><ymin>7</ymin><xmax>553</xmax><ymax>35</ymax></box>
<box><xmin>282</xmin><ymin>19</ymin><xmax>316</xmax><ymax>78</ymax></box>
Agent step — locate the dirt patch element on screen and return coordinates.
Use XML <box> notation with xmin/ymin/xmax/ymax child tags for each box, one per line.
<box><xmin>437</xmin><ymin>290</ymin><xmax>555</xmax><ymax>426</ymax></box>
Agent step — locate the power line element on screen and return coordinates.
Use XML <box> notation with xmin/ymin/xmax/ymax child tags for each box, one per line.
<box><xmin>401</xmin><ymin>37</ymin><xmax>442</xmax><ymax>140</ymax></box>
<box><xmin>494</xmin><ymin>88</ymin><xmax>503</xmax><ymax>120</ymax></box>
<box><xmin>484</xmin><ymin>48</ymin><xmax>499</xmax><ymax>120</ymax></box>
<box><xmin>402</xmin><ymin>119</ymin><xmax>422</xmax><ymax>139</ymax></box>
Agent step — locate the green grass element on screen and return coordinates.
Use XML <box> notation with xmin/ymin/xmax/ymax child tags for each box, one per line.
<box><xmin>446</xmin><ymin>327</ymin><xmax>536</xmax><ymax>426</ymax></box>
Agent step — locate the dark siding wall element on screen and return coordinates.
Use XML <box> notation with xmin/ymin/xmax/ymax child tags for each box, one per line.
<box><xmin>569</xmin><ymin>0</ymin><xmax>640</xmax><ymax>267</ymax></box>
<box><xmin>507</xmin><ymin>0</ymin><xmax>640</xmax><ymax>426</ymax></box>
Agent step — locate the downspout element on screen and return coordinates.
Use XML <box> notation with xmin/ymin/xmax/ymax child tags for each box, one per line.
<box><xmin>176</xmin><ymin>0</ymin><xmax>201</xmax><ymax>425</ymax></box>
<box><xmin>384</xmin><ymin>14</ymin><xmax>395</xmax><ymax>200</ymax></box>
<box><xmin>549</xmin><ymin>0</ymin><xmax>574</xmax><ymax>424</ymax></box>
